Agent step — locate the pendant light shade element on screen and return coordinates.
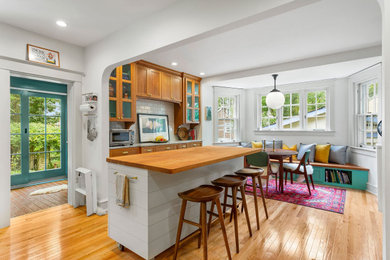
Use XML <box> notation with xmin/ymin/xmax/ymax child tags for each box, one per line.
<box><xmin>266</xmin><ymin>74</ymin><xmax>285</xmax><ymax>109</ymax></box>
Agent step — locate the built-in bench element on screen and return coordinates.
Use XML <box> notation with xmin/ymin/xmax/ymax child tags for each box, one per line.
<box><xmin>270</xmin><ymin>159</ymin><xmax>369</xmax><ymax>190</ymax></box>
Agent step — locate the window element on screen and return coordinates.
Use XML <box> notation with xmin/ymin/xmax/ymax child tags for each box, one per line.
<box><xmin>282</xmin><ymin>93</ymin><xmax>300</xmax><ymax>129</ymax></box>
<box><xmin>306</xmin><ymin>90</ymin><xmax>327</xmax><ymax>130</ymax></box>
<box><xmin>257</xmin><ymin>88</ymin><xmax>328</xmax><ymax>131</ymax></box>
<box><xmin>260</xmin><ymin>96</ymin><xmax>277</xmax><ymax>129</ymax></box>
<box><xmin>356</xmin><ymin>80</ymin><xmax>379</xmax><ymax>148</ymax></box>
<box><xmin>216</xmin><ymin>96</ymin><xmax>238</xmax><ymax>142</ymax></box>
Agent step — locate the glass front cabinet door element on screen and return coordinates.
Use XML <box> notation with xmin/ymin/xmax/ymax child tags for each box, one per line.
<box><xmin>109</xmin><ymin>64</ymin><xmax>136</xmax><ymax>122</ymax></box>
<box><xmin>185</xmin><ymin>78</ymin><xmax>200</xmax><ymax>123</ymax></box>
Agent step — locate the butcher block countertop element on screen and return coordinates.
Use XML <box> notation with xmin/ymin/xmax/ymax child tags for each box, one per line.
<box><xmin>106</xmin><ymin>146</ymin><xmax>260</xmax><ymax>174</ymax></box>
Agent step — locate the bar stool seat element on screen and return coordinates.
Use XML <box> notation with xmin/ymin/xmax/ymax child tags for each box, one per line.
<box><xmin>235</xmin><ymin>168</ymin><xmax>269</xmax><ymax>230</ymax></box>
<box><xmin>209</xmin><ymin>175</ymin><xmax>252</xmax><ymax>254</ymax></box>
<box><xmin>174</xmin><ymin>185</ymin><xmax>232</xmax><ymax>260</ymax></box>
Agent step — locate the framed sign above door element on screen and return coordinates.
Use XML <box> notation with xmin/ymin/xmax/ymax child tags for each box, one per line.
<box><xmin>27</xmin><ymin>44</ymin><xmax>60</xmax><ymax>67</ymax></box>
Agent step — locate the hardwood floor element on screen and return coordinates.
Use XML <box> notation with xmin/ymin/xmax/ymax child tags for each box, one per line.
<box><xmin>11</xmin><ymin>180</ymin><xmax>68</xmax><ymax>218</ymax></box>
<box><xmin>0</xmin><ymin>188</ymin><xmax>381</xmax><ymax>260</ymax></box>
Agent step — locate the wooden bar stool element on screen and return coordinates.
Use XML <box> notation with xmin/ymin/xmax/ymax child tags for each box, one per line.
<box><xmin>235</xmin><ymin>168</ymin><xmax>269</xmax><ymax>230</ymax></box>
<box><xmin>208</xmin><ymin>175</ymin><xmax>252</xmax><ymax>254</ymax></box>
<box><xmin>173</xmin><ymin>185</ymin><xmax>232</xmax><ymax>260</ymax></box>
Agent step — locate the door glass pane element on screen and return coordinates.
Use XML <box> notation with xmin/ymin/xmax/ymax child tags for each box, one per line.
<box><xmin>109</xmin><ymin>80</ymin><xmax>117</xmax><ymax>98</ymax></box>
<box><xmin>110</xmin><ymin>68</ymin><xmax>117</xmax><ymax>78</ymax></box>
<box><xmin>47</xmin><ymin>116</ymin><xmax>61</xmax><ymax>133</ymax></box>
<box><xmin>194</xmin><ymin>83</ymin><xmax>199</xmax><ymax>95</ymax></box>
<box><xmin>122</xmin><ymin>64</ymin><xmax>131</xmax><ymax>80</ymax></box>
<box><xmin>46</xmin><ymin>134</ymin><xmax>61</xmax><ymax>151</ymax></box>
<box><xmin>11</xmin><ymin>135</ymin><xmax>21</xmax><ymax>154</ymax></box>
<box><xmin>11</xmin><ymin>154</ymin><xmax>21</xmax><ymax>175</ymax></box>
<box><xmin>122</xmin><ymin>102</ymin><xmax>131</xmax><ymax>119</ymax></box>
<box><xmin>187</xmin><ymin>109</ymin><xmax>192</xmax><ymax>122</ymax></box>
<box><xmin>29</xmin><ymin>135</ymin><xmax>45</xmax><ymax>152</ymax></box>
<box><xmin>29</xmin><ymin>96</ymin><xmax>45</xmax><ymax>115</ymax></box>
<box><xmin>11</xmin><ymin>114</ymin><xmax>21</xmax><ymax>134</ymax></box>
<box><xmin>46</xmin><ymin>98</ymin><xmax>61</xmax><ymax>116</ymax></box>
<box><xmin>122</xmin><ymin>82</ymin><xmax>131</xmax><ymax>99</ymax></box>
<box><xmin>29</xmin><ymin>116</ymin><xmax>45</xmax><ymax>134</ymax></box>
<box><xmin>109</xmin><ymin>100</ymin><xmax>117</xmax><ymax>118</ymax></box>
<box><xmin>194</xmin><ymin>96</ymin><xmax>199</xmax><ymax>108</ymax></box>
<box><xmin>194</xmin><ymin>109</ymin><xmax>199</xmax><ymax>122</ymax></box>
<box><xmin>29</xmin><ymin>153</ymin><xmax>45</xmax><ymax>172</ymax></box>
<box><xmin>10</xmin><ymin>94</ymin><xmax>21</xmax><ymax>114</ymax></box>
<box><xmin>187</xmin><ymin>81</ymin><xmax>192</xmax><ymax>94</ymax></box>
<box><xmin>187</xmin><ymin>95</ymin><xmax>192</xmax><ymax>107</ymax></box>
<box><xmin>46</xmin><ymin>152</ymin><xmax>61</xmax><ymax>170</ymax></box>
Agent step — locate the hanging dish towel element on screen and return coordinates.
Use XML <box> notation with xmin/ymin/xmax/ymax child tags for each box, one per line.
<box><xmin>116</xmin><ymin>173</ymin><xmax>130</xmax><ymax>208</ymax></box>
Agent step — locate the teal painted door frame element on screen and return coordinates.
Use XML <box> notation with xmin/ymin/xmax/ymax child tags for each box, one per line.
<box><xmin>10</xmin><ymin>78</ymin><xmax>67</xmax><ymax>186</ymax></box>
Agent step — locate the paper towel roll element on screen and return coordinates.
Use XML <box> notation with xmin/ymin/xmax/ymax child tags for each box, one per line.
<box><xmin>80</xmin><ymin>103</ymin><xmax>96</xmax><ymax>112</ymax></box>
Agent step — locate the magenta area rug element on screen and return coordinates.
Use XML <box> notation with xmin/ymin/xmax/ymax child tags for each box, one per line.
<box><xmin>246</xmin><ymin>179</ymin><xmax>346</xmax><ymax>214</ymax></box>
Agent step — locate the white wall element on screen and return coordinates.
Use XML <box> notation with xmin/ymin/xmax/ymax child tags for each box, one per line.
<box><xmin>0</xmin><ymin>69</ymin><xmax>10</xmax><ymax>228</ymax></box>
<box><xmin>0</xmin><ymin>23</ymin><xmax>84</xmax><ymax>72</ymax></box>
<box><xmin>82</xmin><ymin>0</ymin><xmax>302</xmax><ymax>206</ymax></box>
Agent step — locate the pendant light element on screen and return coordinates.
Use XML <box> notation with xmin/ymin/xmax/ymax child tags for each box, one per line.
<box><xmin>266</xmin><ymin>74</ymin><xmax>285</xmax><ymax>109</ymax></box>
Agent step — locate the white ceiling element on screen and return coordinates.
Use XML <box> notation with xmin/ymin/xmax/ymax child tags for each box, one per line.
<box><xmin>214</xmin><ymin>57</ymin><xmax>381</xmax><ymax>89</ymax></box>
<box><xmin>144</xmin><ymin>0</ymin><xmax>382</xmax><ymax>78</ymax></box>
<box><xmin>0</xmin><ymin>0</ymin><xmax>179</xmax><ymax>46</ymax></box>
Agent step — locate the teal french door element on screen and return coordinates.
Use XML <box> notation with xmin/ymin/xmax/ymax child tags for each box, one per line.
<box><xmin>10</xmin><ymin>77</ymin><xmax>67</xmax><ymax>186</ymax></box>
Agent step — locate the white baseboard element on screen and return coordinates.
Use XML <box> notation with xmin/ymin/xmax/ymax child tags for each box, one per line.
<box><xmin>366</xmin><ymin>183</ymin><xmax>378</xmax><ymax>195</ymax></box>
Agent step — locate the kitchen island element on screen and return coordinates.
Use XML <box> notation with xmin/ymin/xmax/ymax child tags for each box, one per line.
<box><xmin>106</xmin><ymin>146</ymin><xmax>259</xmax><ymax>259</ymax></box>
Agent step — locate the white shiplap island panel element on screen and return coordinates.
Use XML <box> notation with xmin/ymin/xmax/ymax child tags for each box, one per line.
<box><xmin>107</xmin><ymin>156</ymin><xmax>244</xmax><ymax>259</ymax></box>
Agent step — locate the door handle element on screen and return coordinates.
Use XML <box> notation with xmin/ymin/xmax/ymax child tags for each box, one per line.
<box><xmin>25</xmin><ymin>128</ymin><xmax>27</xmax><ymax>134</ymax></box>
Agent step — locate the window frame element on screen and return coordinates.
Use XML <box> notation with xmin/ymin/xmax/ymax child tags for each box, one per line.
<box><xmin>256</xmin><ymin>87</ymin><xmax>330</xmax><ymax>131</ymax></box>
<box><xmin>215</xmin><ymin>95</ymin><xmax>240</xmax><ymax>143</ymax></box>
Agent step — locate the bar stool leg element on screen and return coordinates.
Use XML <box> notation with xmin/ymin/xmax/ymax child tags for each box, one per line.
<box><xmin>222</xmin><ymin>188</ymin><xmax>228</xmax><ymax>215</ymax></box>
<box><xmin>201</xmin><ymin>202</ymin><xmax>208</xmax><ymax>260</ymax></box>
<box><xmin>215</xmin><ymin>198</ymin><xmax>232</xmax><ymax>260</ymax></box>
<box><xmin>240</xmin><ymin>185</ymin><xmax>252</xmax><ymax>237</ymax></box>
<box><xmin>198</xmin><ymin>205</ymin><xmax>202</xmax><ymax>248</ymax></box>
<box><xmin>251</xmin><ymin>177</ymin><xmax>260</xmax><ymax>230</ymax></box>
<box><xmin>173</xmin><ymin>200</ymin><xmax>187</xmax><ymax>260</ymax></box>
<box><xmin>207</xmin><ymin>200</ymin><xmax>215</xmax><ymax>235</ymax></box>
<box><xmin>232</xmin><ymin>187</ymin><xmax>239</xmax><ymax>253</ymax></box>
<box><xmin>257</xmin><ymin>175</ymin><xmax>269</xmax><ymax>219</ymax></box>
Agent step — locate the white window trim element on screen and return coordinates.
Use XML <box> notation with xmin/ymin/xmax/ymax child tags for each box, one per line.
<box><xmin>214</xmin><ymin>94</ymin><xmax>240</xmax><ymax>143</ymax></box>
<box><xmin>256</xmin><ymin>87</ymin><xmax>331</xmax><ymax>132</ymax></box>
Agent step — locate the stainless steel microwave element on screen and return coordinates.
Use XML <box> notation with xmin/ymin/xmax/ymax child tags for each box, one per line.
<box><xmin>109</xmin><ymin>129</ymin><xmax>135</xmax><ymax>146</ymax></box>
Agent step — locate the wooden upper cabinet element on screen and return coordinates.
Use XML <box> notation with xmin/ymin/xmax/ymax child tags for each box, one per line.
<box><xmin>161</xmin><ymin>73</ymin><xmax>172</xmax><ymax>101</ymax></box>
<box><xmin>147</xmin><ymin>68</ymin><xmax>161</xmax><ymax>99</ymax></box>
<box><xmin>171</xmin><ymin>75</ymin><xmax>183</xmax><ymax>102</ymax></box>
<box><xmin>136</xmin><ymin>65</ymin><xmax>148</xmax><ymax>98</ymax></box>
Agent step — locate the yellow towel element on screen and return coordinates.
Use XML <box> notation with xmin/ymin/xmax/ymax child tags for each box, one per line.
<box><xmin>116</xmin><ymin>173</ymin><xmax>130</xmax><ymax>208</ymax></box>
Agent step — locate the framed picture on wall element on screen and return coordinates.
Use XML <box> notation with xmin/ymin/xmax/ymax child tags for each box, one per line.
<box><xmin>205</xmin><ymin>106</ymin><xmax>212</xmax><ymax>121</ymax></box>
<box><xmin>26</xmin><ymin>44</ymin><xmax>60</xmax><ymax>67</ymax></box>
<box><xmin>137</xmin><ymin>113</ymin><xmax>170</xmax><ymax>143</ymax></box>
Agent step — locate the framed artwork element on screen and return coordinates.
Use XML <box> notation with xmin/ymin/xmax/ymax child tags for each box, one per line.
<box><xmin>205</xmin><ymin>106</ymin><xmax>212</xmax><ymax>121</ymax></box>
<box><xmin>27</xmin><ymin>44</ymin><xmax>60</xmax><ymax>67</ymax></box>
<box><xmin>137</xmin><ymin>113</ymin><xmax>169</xmax><ymax>143</ymax></box>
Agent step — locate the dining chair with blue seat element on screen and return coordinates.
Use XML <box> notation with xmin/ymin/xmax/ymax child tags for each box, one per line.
<box><xmin>281</xmin><ymin>150</ymin><xmax>315</xmax><ymax>195</ymax></box>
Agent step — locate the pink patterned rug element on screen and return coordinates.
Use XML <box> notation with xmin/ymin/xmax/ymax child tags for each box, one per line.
<box><xmin>246</xmin><ymin>179</ymin><xmax>346</xmax><ymax>214</ymax></box>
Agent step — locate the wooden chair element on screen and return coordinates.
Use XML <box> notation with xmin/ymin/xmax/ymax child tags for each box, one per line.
<box><xmin>282</xmin><ymin>150</ymin><xmax>315</xmax><ymax>195</ymax></box>
<box><xmin>245</xmin><ymin>152</ymin><xmax>280</xmax><ymax>195</ymax></box>
<box><xmin>173</xmin><ymin>185</ymin><xmax>232</xmax><ymax>260</ymax></box>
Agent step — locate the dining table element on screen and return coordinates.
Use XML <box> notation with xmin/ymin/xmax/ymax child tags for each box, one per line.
<box><xmin>244</xmin><ymin>148</ymin><xmax>299</xmax><ymax>193</ymax></box>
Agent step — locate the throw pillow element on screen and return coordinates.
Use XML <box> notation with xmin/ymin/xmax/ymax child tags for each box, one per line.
<box><xmin>315</xmin><ymin>144</ymin><xmax>331</xmax><ymax>163</ymax></box>
<box><xmin>329</xmin><ymin>145</ymin><xmax>348</xmax><ymax>165</ymax></box>
<box><xmin>251</xmin><ymin>141</ymin><xmax>263</xmax><ymax>149</ymax></box>
<box><xmin>297</xmin><ymin>143</ymin><xmax>316</xmax><ymax>162</ymax></box>
<box><xmin>265</xmin><ymin>140</ymin><xmax>283</xmax><ymax>149</ymax></box>
<box><xmin>282</xmin><ymin>144</ymin><xmax>298</xmax><ymax>161</ymax></box>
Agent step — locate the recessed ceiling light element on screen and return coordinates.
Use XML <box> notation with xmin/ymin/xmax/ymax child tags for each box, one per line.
<box><xmin>56</xmin><ymin>20</ymin><xmax>67</xmax><ymax>28</ymax></box>
<box><xmin>200</xmin><ymin>72</ymin><xmax>205</xmax><ymax>76</ymax></box>
<box><xmin>171</xmin><ymin>62</ymin><xmax>178</xmax><ymax>66</ymax></box>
